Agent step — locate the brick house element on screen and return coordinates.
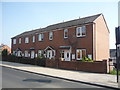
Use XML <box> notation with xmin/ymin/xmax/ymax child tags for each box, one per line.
<box><xmin>0</xmin><ymin>44</ymin><xmax>11</xmax><ymax>55</ymax></box>
<box><xmin>11</xmin><ymin>13</ymin><xmax>109</xmax><ymax>61</ymax></box>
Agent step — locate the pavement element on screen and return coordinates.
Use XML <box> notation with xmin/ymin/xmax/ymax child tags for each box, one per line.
<box><xmin>0</xmin><ymin>61</ymin><xmax>119</xmax><ymax>89</ymax></box>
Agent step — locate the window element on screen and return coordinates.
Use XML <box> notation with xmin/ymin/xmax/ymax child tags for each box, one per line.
<box><xmin>32</xmin><ymin>36</ymin><xmax>35</xmax><ymax>42</ymax></box>
<box><xmin>76</xmin><ymin>26</ymin><xmax>86</xmax><ymax>37</ymax></box>
<box><xmin>49</xmin><ymin>32</ymin><xmax>53</xmax><ymax>40</ymax></box>
<box><xmin>38</xmin><ymin>33</ymin><xmax>44</xmax><ymax>41</ymax></box>
<box><xmin>25</xmin><ymin>37</ymin><xmax>29</xmax><ymax>43</ymax></box>
<box><xmin>38</xmin><ymin>50</ymin><xmax>43</xmax><ymax>57</ymax></box>
<box><xmin>76</xmin><ymin>49</ymin><xmax>86</xmax><ymax>60</ymax></box>
<box><xmin>82</xmin><ymin>26</ymin><xmax>86</xmax><ymax>36</ymax></box>
<box><xmin>64</xmin><ymin>29</ymin><xmax>68</xmax><ymax>38</ymax></box>
<box><xmin>19</xmin><ymin>38</ymin><xmax>21</xmax><ymax>44</ymax></box>
<box><xmin>13</xmin><ymin>39</ymin><xmax>16</xmax><ymax>44</ymax></box>
<box><xmin>13</xmin><ymin>51</ymin><xmax>16</xmax><ymax>55</ymax></box>
<box><xmin>61</xmin><ymin>50</ymin><xmax>64</xmax><ymax>58</ymax></box>
<box><xmin>31</xmin><ymin>51</ymin><xmax>35</xmax><ymax>59</ymax></box>
<box><xmin>25</xmin><ymin>51</ymin><xmax>29</xmax><ymax>57</ymax></box>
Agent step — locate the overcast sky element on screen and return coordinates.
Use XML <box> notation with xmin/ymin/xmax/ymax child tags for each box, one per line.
<box><xmin>1</xmin><ymin>1</ymin><xmax>119</xmax><ymax>49</ymax></box>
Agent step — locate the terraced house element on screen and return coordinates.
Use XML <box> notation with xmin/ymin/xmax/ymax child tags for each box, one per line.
<box><xmin>11</xmin><ymin>13</ymin><xmax>109</xmax><ymax>61</ymax></box>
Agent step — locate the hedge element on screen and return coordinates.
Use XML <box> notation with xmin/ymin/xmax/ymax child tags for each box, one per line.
<box><xmin>2</xmin><ymin>55</ymin><xmax>46</xmax><ymax>67</ymax></box>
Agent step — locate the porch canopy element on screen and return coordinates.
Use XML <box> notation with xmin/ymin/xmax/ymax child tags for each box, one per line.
<box><xmin>30</xmin><ymin>47</ymin><xmax>35</xmax><ymax>50</ymax></box>
<box><xmin>16</xmin><ymin>48</ymin><xmax>21</xmax><ymax>51</ymax></box>
<box><xmin>44</xmin><ymin>46</ymin><xmax>55</xmax><ymax>51</ymax></box>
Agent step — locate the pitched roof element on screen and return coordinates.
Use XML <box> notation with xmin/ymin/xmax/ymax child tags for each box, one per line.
<box><xmin>12</xmin><ymin>13</ymin><xmax>102</xmax><ymax>38</ymax></box>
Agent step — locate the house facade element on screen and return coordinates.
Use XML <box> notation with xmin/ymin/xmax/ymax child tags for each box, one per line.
<box><xmin>11</xmin><ymin>14</ymin><xmax>109</xmax><ymax>61</ymax></box>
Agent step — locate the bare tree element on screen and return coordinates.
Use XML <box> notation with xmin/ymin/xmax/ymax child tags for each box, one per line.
<box><xmin>66</xmin><ymin>33</ymin><xmax>78</xmax><ymax>49</ymax></box>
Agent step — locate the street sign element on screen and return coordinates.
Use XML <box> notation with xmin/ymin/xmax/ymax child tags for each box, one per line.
<box><xmin>115</xmin><ymin>27</ymin><xmax>120</xmax><ymax>45</ymax></box>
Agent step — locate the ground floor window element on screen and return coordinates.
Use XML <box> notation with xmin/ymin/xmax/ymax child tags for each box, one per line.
<box><xmin>25</xmin><ymin>51</ymin><xmax>29</xmax><ymax>57</ymax></box>
<box><xmin>13</xmin><ymin>51</ymin><xmax>16</xmax><ymax>56</ymax></box>
<box><xmin>31</xmin><ymin>51</ymin><xmax>35</xmax><ymax>59</ymax></box>
<box><xmin>61</xmin><ymin>50</ymin><xmax>64</xmax><ymax>59</ymax></box>
<box><xmin>60</xmin><ymin>50</ymin><xmax>70</xmax><ymax>61</ymax></box>
<box><xmin>38</xmin><ymin>50</ymin><xmax>43</xmax><ymax>57</ymax></box>
<box><xmin>76</xmin><ymin>49</ymin><xmax>86</xmax><ymax>60</ymax></box>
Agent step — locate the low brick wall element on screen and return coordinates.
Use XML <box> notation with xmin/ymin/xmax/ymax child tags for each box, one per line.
<box><xmin>46</xmin><ymin>59</ymin><xmax>58</xmax><ymax>68</ymax></box>
<box><xmin>46</xmin><ymin>60</ymin><xmax>108</xmax><ymax>73</ymax></box>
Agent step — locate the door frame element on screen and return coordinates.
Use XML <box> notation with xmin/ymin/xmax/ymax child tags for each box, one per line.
<box><xmin>31</xmin><ymin>51</ymin><xmax>35</xmax><ymax>59</ymax></box>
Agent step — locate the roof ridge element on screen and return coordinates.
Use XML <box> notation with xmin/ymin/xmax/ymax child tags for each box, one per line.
<box><xmin>11</xmin><ymin>13</ymin><xmax>102</xmax><ymax>38</ymax></box>
<box><xmin>46</xmin><ymin>13</ymin><xmax>102</xmax><ymax>28</ymax></box>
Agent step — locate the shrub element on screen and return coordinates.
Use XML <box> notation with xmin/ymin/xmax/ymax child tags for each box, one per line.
<box><xmin>82</xmin><ymin>56</ymin><xmax>94</xmax><ymax>62</ymax></box>
<box><xmin>2</xmin><ymin>49</ymin><xmax>8</xmax><ymax>56</ymax></box>
<box><xmin>36</xmin><ymin>54</ymin><xmax>46</xmax><ymax>60</ymax></box>
<box><xmin>110</xmin><ymin>69</ymin><xmax>120</xmax><ymax>75</ymax></box>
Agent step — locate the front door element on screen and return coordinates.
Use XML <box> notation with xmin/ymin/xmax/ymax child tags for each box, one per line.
<box><xmin>64</xmin><ymin>50</ymin><xmax>70</xmax><ymax>61</ymax></box>
<box><xmin>31</xmin><ymin>51</ymin><xmax>35</xmax><ymax>59</ymax></box>
<box><xmin>47</xmin><ymin>50</ymin><xmax>52</xmax><ymax>59</ymax></box>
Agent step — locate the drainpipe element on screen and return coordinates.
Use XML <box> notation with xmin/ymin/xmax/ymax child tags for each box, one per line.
<box><xmin>70</xmin><ymin>46</ymin><xmax>72</xmax><ymax>61</ymax></box>
<box><xmin>93</xmin><ymin>22</ymin><xmax>96</xmax><ymax>61</ymax></box>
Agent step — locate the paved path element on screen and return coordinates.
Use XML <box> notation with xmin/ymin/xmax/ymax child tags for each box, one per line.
<box><xmin>0</xmin><ymin>61</ymin><xmax>119</xmax><ymax>88</ymax></box>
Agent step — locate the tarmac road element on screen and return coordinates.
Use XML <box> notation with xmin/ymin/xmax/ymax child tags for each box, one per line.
<box><xmin>1</xmin><ymin>66</ymin><xmax>113</xmax><ymax>89</ymax></box>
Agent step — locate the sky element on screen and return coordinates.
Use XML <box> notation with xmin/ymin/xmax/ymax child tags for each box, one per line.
<box><xmin>0</xmin><ymin>1</ymin><xmax>119</xmax><ymax>49</ymax></box>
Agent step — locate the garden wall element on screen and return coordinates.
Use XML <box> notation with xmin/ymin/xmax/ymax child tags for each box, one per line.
<box><xmin>46</xmin><ymin>60</ymin><xmax>108</xmax><ymax>73</ymax></box>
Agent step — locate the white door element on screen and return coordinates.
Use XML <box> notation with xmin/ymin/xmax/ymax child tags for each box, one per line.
<box><xmin>31</xmin><ymin>51</ymin><xmax>35</xmax><ymax>59</ymax></box>
<box><xmin>64</xmin><ymin>50</ymin><xmax>70</xmax><ymax>61</ymax></box>
<box><xmin>17</xmin><ymin>51</ymin><xmax>22</xmax><ymax>57</ymax></box>
<box><xmin>47</xmin><ymin>50</ymin><xmax>52</xmax><ymax>59</ymax></box>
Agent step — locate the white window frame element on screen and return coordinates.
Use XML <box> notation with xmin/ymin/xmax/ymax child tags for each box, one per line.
<box><xmin>49</xmin><ymin>32</ymin><xmax>53</xmax><ymax>40</ymax></box>
<box><xmin>38</xmin><ymin>33</ymin><xmax>44</xmax><ymax>41</ymax></box>
<box><xmin>25</xmin><ymin>50</ymin><xmax>29</xmax><ymax>57</ymax></box>
<box><xmin>76</xmin><ymin>26</ymin><xmax>86</xmax><ymax>37</ymax></box>
<box><xmin>31</xmin><ymin>51</ymin><xmax>35</xmax><ymax>59</ymax></box>
<box><xmin>76</xmin><ymin>49</ymin><xmax>86</xmax><ymax>60</ymax></box>
<box><xmin>19</xmin><ymin>38</ymin><xmax>21</xmax><ymax>44</ymax></box>
<box><xmin>38</xmin><ymin>50</ymin><xmax>43</xmax><ymax>57</ymax></box>
<box><xmin>13</xmin><ymin>51</ymin><xmax>16</xmax><ymax>55</ymax></box>
<box><xmin>25</xmin><ymin>37</ymin><xmax>29</xmax><ymax>43</ymax></box>
<box><xmin>13</xmin><ymin>39</ymin><xmax>16</xmax><ymax>45</ymax></box>
<box><xmin>64</xmin><ymin>29</ymin><xmax>68</xmax><ymax>38</ymax></box>
<box><xmin>32</xmin><ymin>36</ymin><xmax>35</xmax><ymax>43</ymax></box>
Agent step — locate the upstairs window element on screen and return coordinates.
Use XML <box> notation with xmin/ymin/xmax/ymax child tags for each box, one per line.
<box><xmin>64</xmin><ymin>29</ymin><xmax>68</xmax><ymax>38</ymax></box>
<box><xmin>49</xmin><ymin>32</ymin><xmax>53</xmax><ymax>40</ymax></box>
<box><xmin>38</xmin><ymin>33</ymin><xmax>44</xmax><ymax>41</ymax></box>
<box><xmin>76</xmin><ymin>49</ymin><xmax>86</xmax><ymax>60</ymax></box>
<box><xmin>13</xmin><ymin>39</ymin><xmax>16</xmax><ymax>45</ymax></box>
<box><xmin>19</xmin><ymin>38</ymin><xmax>21</xmax><ymax>44</ymax></box>
<box><xmin>32</xmin><ymin>36</ymin><xmax>35</xmax><ymax>43</ymax></box>
<box><xmin>76</xmin><ymin>26</ymin><xmax>86</xmax><ymax>37</ymax></box>
<box><xmin>25</xmin><ymin>37</ymin><xmax>29</xmax><ymax>43</ymax></box>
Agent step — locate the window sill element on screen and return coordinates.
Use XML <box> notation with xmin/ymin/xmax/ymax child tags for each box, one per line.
<box><xmin>38</xmin><ymin>40</ymin><xmax>43</xmax><ymax>42</ymax></box>
<box><xmin>76</xmin><ymin>35</ymin><xmax>86</xmax><ymax>38</ymax></box>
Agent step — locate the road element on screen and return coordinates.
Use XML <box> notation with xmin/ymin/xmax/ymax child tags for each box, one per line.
<box><xmin>1</xmin><ymin>66</ymin><xmax>112</xmax><ymax>89</ymax></box>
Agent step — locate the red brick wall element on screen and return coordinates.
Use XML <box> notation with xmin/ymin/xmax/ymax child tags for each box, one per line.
<box><xmin>12</xmin><ymin>23</ymin><xmax>94</xmax><ymax>60</ymax></box>
<box><xmin>46</xmin><ymin>60</ymin><xmax>108</xmax><ymax>73</ymax></box>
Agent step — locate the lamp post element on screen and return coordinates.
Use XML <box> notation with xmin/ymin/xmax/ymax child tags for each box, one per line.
<box><xmin>115</xmin><ymin>26</ymin><xmax>120</xmax><ymax>83</ymax></box>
